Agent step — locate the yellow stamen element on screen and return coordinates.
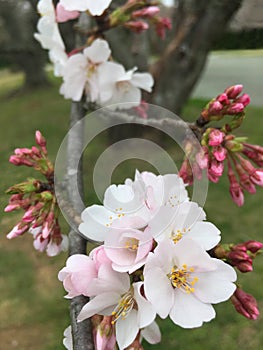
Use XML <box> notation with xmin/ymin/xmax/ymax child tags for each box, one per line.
<box><xmin>111</xmin><ymin>292</ymin><xmax>134</xmax><ymax>324</ymax></box>
<box><xmin>167</xmin><ymin>264</ymin><xmax>198</xmax><ymax>294</ymax></box>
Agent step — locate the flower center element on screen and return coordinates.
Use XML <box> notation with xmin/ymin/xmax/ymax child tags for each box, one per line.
<box><xmin>124</xmin><ymin>238</ymin><xmax>139</xmax><ymax>251</ymax></box>
<box><xmin>171</xmin><ymin>228</ymin><xmax>190</xmax><ymax>244</ymax></box>
<box><xmin>111</xmin><ymin>291</ymin><xmax>135</xmax><ymax>324</ymax></box>
<box><xmin>167</xmin><ymin>264</ymin><xmax>198</xmax><ymax>294</ymax></box>
<box><xmin>117</xmin><ymin>81</ymin><xmax>130</xmax><ymax>92</ymax></box>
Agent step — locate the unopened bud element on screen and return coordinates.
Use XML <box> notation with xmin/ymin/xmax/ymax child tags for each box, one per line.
<box><xmin>231</xmin><ymin>287</ymin><xmax>259</xmax><ymax>320</ymax></box>
<box><xmin>224</xmin><ymin>84</ymin><xmax>243</xmax><ymax>99</ymax></box>
<box><xmin>125</xmin><ymin>20</ymin><xmax>149</xmax><ymax>33</ymax></box>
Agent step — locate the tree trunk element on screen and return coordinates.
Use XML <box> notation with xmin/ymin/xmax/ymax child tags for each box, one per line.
<box><xmin>150</xmin><ymin>0</ymin><xmax>244</xmax><ymax>114</ymax></box>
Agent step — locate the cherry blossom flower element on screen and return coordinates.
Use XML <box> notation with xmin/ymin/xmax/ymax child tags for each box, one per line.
<box><xmin>58</xmin><ymin>254</ymin><xmax>97</xmax><ymax>298</ymax></box>
<box><xmin>60</xmin><ymin>39</ymin><xmax>111</xmax><ymax>102</ymax></box>
<box><xmin>147</xmin><ymin>201</ymin><xmax>221</xmax><ymax>250</ymax></box>
<box><xmin>98</xmin><ymin>63</ymin><xmax>154</xmax><ymax>109</ymax></box>
<box><xmin>34</xmin><ymin>0</ymin><xmax>68</xmax><ymax>76</ymax></box>
<box><xmin>144</xmin><ymin>238</ymin><xmax>236</xmax><ymax>328</ymax></box>
<box><xmin>79</xmin><ymin>176</ymin><xmax>149</xmax><ymax>242</ymax></box>
<box><xmin>79</xmin><ymin>171</ymin><xmax>188</xmax><ymax>242</ymax></box>
<box><xmin>60</xmin><ymin>0</ymin><xmax>112</xmax><ymax>16</ymax></box>
<box><xmin>104</xmin><ymin>217</ymin><xmax>153</xmax><ymax>273</ymax></box>
<box><xmin>78</xmin><ymin>265</ymin><xmax>156</xmax><ymax>350</ymax></box>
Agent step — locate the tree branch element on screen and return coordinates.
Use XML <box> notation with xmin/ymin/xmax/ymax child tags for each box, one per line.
<box><xmin>67</xmin><ymin>101</ymin><xmax>94</xmax><ymax>350</ymax></box>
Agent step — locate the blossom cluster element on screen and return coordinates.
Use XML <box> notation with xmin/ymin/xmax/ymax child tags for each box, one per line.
<box><xmin>5</xmin><ymin>131</ymin><xmax>67</xmax><ymax>256</ymax></box>
<box><xmin>34</xmin><ymin>0</ymin><xmax>172</xmax><ymax>110</ymax></box>
<box><xmin>59</xmin><ymin>171</ymin><xmax>237</xmax><ymax>350</ymax></box>
<box><xmin>179</xmin><ymin>85</ymin><xmax>263</xmax><ymax>205</ymax></box>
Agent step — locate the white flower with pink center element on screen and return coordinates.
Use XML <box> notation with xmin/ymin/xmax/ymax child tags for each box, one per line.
<box><xmin>78</xmin><ymin>265</ymin><xmax>156</xmax><ymax>350</ymax></box>
<box><xmin>144</xmin><ymin>238</ymin><xmax>237</xmax><ymax>328</ymax></box>
<box><xmin>60</xmin><ymin>0</ymin><xmax>112</xmax><ymax>16</ymax></box>
<box><xmin>147</xmin><ymin>201</ymin><xmax>221</xmax><ymax>250</ymax></box>
<box><xmin>60</xmin><ymin>39</ymin><xmax>111</xmax><ymax>102</ymax></box>
<box><xmin>104</xmin><ymin>217</ymin><xmax>153</xmax><ymax>273</ymax></box>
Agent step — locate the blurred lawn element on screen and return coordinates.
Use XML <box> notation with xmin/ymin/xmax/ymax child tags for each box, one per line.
<box><xmin>0</xmin><ymin>70</ymin><xmax>262</xmax><ymax>350</ymax></box>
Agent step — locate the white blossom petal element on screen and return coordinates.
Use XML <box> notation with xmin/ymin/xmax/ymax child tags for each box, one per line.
<box><xmin>83</xmin><ymin>39</ymin><xmax>111</xmax><ymax>63</ymax></box>
<box><xmin>141</xmin><ymin>321</ymin><xmax>161</xmax><ymax>344</ymax></box>
<box><xmin>77</xmin><ymin>292</ymin><xmax>119</xmax><ymax>321</ymax></box>
<box><xmin>170</xmin><ymin>290</ymin><xmax>216</xmax><ymax>328</ymax></box>
<box><xmin>133</xmin><ymin>282</ymin><xmax>156</xmax><ymax>328</ymax></box>
<box><xmin>194</xmin><ymin>259</ymin><xmax>237</xmax><ymax>304</ymax></box>
<box><xmin>116</xmin><ymin>309</ymin><xmax>139</xmax><ymax>350</ymax></box>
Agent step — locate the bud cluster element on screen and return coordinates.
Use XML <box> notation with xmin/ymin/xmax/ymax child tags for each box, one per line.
<box><xmin>200</xmin><ymin>84</ymin><xmax>250</xmax><ymax>124</ymax></box>
<box><xmin>110</xmin><ymin>1</ymin><xmax>172</xmax><ymax>38</ymax></box>
<box><xmin>213</xmin><ymin>240</ymin><xmax>263</xmax><ymax>273</ymax></box>
<box><xmin>9</xmin><ymin>131</ymin><xmax>54</xmax><ymax>179</ymax></box>
<box><xmin>179</xmin><ymin>85</ymin><xmax>263</xmax><ymax>205</ymax></box>
<box><xmin>5</xmin><ymin>131</ymin><xmax>67</xmax><ymax>256</ymax></box>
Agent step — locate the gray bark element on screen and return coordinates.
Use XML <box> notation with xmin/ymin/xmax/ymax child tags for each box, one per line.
<box><xmin>150</xmin><ymin>0</ymin><xmax>244</xmax><ymax>114</ymax></box>
<box><xmin>67</xmin><ymin>102</ymin><xmax>94</xmax><ymax>350</ymax></box>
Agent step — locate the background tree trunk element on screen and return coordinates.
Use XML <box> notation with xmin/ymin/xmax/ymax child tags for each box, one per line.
<box><xmin>150</xmin><ymin>0</ymin><xmax>244</xmax><ymax>114</ymax></box>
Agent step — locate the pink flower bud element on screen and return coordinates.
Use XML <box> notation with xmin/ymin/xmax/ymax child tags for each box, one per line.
<box><xmin>35</xmin><ymin>130</ymin><xmax>47</xmax><ymax>152</ymax></box>
<box><xmin>237</xmin><ymin>261</ymin><xmax>253</xmax><ymax>273</ymax></box>
<box><xmin>245</xmin><ymin>240</ymin><xmax>263</xmax><ymax>253</ymax></box>
<box><xmin>250</xmin><ymin>169</ymin><xmax>263</xmax><ymax>186</ymax></box>
<box><xmin>227</xmin><ymin>102</ymin><xmax>244</xmax><ymax>115</ymax></box>
<box><xmin>125</xmin><ymin>21</ymin><xmax>149</xmax><ymax>34</ymax></box>
<box><xmin>235</xmin><ymin>164</ymin><xmax>256</xmax><ymax>194</ymax></box>
<box><xmin>229</xmin><ymin>182</ymin><xmax>244</xmax><ymax>206</ymax></box>
<box><xmin>224</xmin><ymin>84</ymin><xmax>243</xmax><ymax>99</ymax></box>
<box><xmin>56</xmin><ymin>3</ymin><xmax>80</xmax><ymax>23</ymax></box>
<box><xmin>209</xmin><ymin>159</ymin><xmax>224</xmax><ymax>177</ymax></box>
<box><xmin>208</xmin><ymin>129</ymin><xmax>225</xmax><ymax>146</ymax></box>
<box><xmin>4</xmin><ymin>204</ymin><xmax>20</xmax><ymax>212</ymax></box>
<box><xmin>236</xmin><ymin>93</ymin><xmax>250</xmax><ymax>107</ymax></box>
<box><xmin>132</xmin><ymin>6</ymin><xmax>160</xmax><ymax>18</ymax></box>
<box><xmin>7</xmin><ymin>224</ymin><xmax>29</xmax><ymax>239</ymax></box>
<box><xmin>232</xmin><ymin>288</ymin><xmax>259</xmax><ymax>320</ymax></box>
<box><xmin>155</xmin><ymin>17</ymin><xmax>172</xmax><ymax>39</ymax></box>
<box><xmin>208</xmin><ymin>101</ymin><xmax>223</xmax><ymax>114</ymax></box>
<box><xmin>195</xmin><ymin>147</ymin><xmax>209</xmax><ymax>169</ymax></box>
<box><xmin>216</xmin><ymin>93</ymin><xmax>229</xmax><ymax>104</ymax></box>
<box><xmin>179</xmin><ymin>159</ymin><xmax>193</xmax><ymax>185</ymax></box>
<box><xmin>14</xmin><ymin>148</ymin><xmax>32</xmax><ymax>155</ymax></box>
<box><xmin>208</xmin><ymin>172</ymin><xmax>220</xmax><ymax>183</ymax></box>
<box><xmin>213</xmin><ymin>146</ymin><xmax>227</xmax><ymax>162</ymax></box>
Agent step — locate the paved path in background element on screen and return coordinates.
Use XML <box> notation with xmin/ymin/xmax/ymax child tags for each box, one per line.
<box><xmin>192</xmin><ymin>51</ymin><xmax>263</xmax><ymax>107</ymax></box>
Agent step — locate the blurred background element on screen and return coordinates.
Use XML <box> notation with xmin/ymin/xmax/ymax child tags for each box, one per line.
<box><xmin>0</xmin><ymin>0</ymin><xmax>263</xmax><ymax>349</ymax></box>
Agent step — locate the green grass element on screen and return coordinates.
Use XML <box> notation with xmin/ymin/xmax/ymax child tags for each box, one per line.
<box><xmin>0</xmin><ymin>69</ymin><xmax>263</xmax><ymax>350</ymax></box>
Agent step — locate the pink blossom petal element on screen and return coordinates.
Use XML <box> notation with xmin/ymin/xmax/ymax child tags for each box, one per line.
<box><xmin>56</xmin><ymin>3</ymin><xmax>79</xmax><ymax>22</ymax></box>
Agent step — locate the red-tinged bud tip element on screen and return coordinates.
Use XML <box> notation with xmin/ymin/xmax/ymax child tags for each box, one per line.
<box><xmin>224</xmin><ymin>84</ymin><xmax>243</xmax><ymax>99</ymax></box>
<box><xmin>236</xmin><ymin>93</ymin><xmax>250</xmax><ymax>107</ymax></box>
<box><xmin>132</xmin><ymin>6</ymin><xmax>160</xmax><ymax>18</ymax></box>
<box><xmin>231</xmin><ymin>288</ymin><xmax>260</xmax><ymax>320</ymax></box>
<box><xmin>245</xmin><ymin>240</ymin><xmax>263</xmax><ymax>253</ymax></box>
<box><xmin>35</xmin><ymin>130</ymin><xmax>46</xmax><ymax>148</ymax></box>
<box><xmin>125</xmin><ymin>21</ymin><xmax>149</xmax><ymax>33</ymax></box>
